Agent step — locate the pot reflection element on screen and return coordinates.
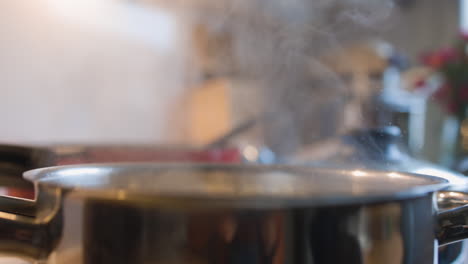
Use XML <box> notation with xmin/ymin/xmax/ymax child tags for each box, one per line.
<box><xmin>187</xmin><ymin>212</ymin><xmax>284</xmax><ymax>264</ymax></box>
<box><xmin>76</xmin><ymin>196</ymin><xmax>434</xmax><ymax>264</ymax></box>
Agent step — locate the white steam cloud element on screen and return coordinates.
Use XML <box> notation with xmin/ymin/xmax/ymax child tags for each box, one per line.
<box><xmin>186</xmin><ymin>0</ymin><xmax>395</xmax><ymax>155</ymax></box>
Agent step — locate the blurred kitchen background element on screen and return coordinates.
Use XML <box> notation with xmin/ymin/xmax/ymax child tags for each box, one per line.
<box><xmin>0</xmin><ymin>0</ymin><xmax>467</xmax><ymax>172</ymax></box>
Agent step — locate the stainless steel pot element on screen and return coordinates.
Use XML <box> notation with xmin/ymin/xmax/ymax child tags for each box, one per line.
<box><xmin>0</xmin><ymin>143</ymin><xmax>245</xmax><ymax>200</ymax></box>
<box><xmin>292</xmin><ymin>127</ymin><xmax>468</xmax><ymax>263</ymax></box>
<box><xmin>1</xmin><ymin>163</ymin><xmax>468</xmax><ymax>264</ymax></box>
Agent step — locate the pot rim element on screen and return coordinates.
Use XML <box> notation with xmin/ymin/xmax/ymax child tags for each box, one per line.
<box><xmin>23</xmin><ymin>163</ymin><xmax>450</xmax><ymax>208</ymax></box>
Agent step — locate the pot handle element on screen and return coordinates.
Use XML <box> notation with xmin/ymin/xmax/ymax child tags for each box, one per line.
<box><xmin>0</xmin><ymin>190</ymin><xmax>62</xmax><ymax>260</ymax></box>
<box><xmin>437</xmin><ymin>191</ymin><xmax>468</xmax><ymax>246</ymax></box>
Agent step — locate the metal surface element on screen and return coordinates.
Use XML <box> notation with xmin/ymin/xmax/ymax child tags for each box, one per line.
<box><xmin>293</xmin><ymin>127</ymin><xmax>467</xmax><ymax>184</ymax></box>
<box><xmin>0</xmin><ymin>144</ymin><xmax>55</xmax><ymax>191</ymax></box>
<box><xmin>77</xmin><ymin>195</ymin><xmax>435</xmax><ymax>264</ymax></box>
<box><xmin>0</xmin><ymin>143</ymin><xmax>244</xmax><ymax>199</ymax></box>
<box><xmin>23</xmin><ymin>164</ymin><xmax>447</xmax><ymax>207</ymax></box>
<box><xmin>438</xmin><ymin>205</ymin><xmax>468</xmax><ymax>246</ymax></box>
<box><xmin>0</xmin><ymin>164</ymin><xmax>465</xmax><ymax>263</ymax></box>
<box><xmin>293</xmin><ymin>127</ymin><xmax>468</xmax><ymax>264</ymax></box>
<box><xmin>0</xmin><ymin>184</ymin><xmax>62</xmax><ymax>261</ymax></box>
<box><xmin>438</xmin><ymin>191</ymin><xmax>468</xmax><ymax>211</ymax></box>
<box><xmin>204</xmin><ymin>117</ymin><xmax>259</xmax><ymax>150</ymax></box>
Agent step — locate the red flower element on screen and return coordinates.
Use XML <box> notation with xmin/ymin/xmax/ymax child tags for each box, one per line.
<box><xmin>433</xmin><ymin>83</ymin><xmax>450</xmax><ymax>101</ymax></box>
<box><xmin>461</xmin><ymin>31</ymin><xmax>468</xmax><ymax>41</ymax></box>
<box><xmin>447</xmin><ymin>101</ymin><xmax>459</xmax><ymax>114</ymax></box>
<box><xmin>414</xmin><ymin>79</ymin><xmax>426</xmax><ymax>89</ymax></box>
<box><xmin>440</xmin><ymin>48</ymin><xmax>458</xmax><ymax>62</ymax></box>
<box><xmin>421</xmin><ymin>53</ymin><xmax>442</xmax><ymax>68</ymax></box>
<box><xmin>421</xmin><ymin>48</ymin><xmax>458</xmax><ymax>69</ymax></box>
<box><xmin>431</xmin><ymin>84</ymin><xmax>458</xmax><ymax>114</ymax></box>
<box><xmin>421</xmin><ymin>36</ymin><xmax>468</xmax><ymax>114</ymax></box>
<box><xmin>460</xmin><ymin>86</ymin><xmax>468</xmax><ymax>101</ymax></box>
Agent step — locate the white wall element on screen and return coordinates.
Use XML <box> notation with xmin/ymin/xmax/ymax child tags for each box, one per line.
<box><xmin>0</xmin><ymin>0</ymin><xmax>189</xmax><ymax>144</ymax></box>
<box><xmin>383</xmin><ymin>0</ymin><xmax>459</xmax><ymax>62</ymax></box>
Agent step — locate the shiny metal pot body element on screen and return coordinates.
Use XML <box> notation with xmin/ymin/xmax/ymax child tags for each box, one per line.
<box><xmin>0</xmin><ymin>164</ymin><xmax>467</xmax><ymax>264</ymax></box>
<box><xmin>52</xmin><ymin>193</ymin><xmax>448</xmax><ymax>264</ymax></box>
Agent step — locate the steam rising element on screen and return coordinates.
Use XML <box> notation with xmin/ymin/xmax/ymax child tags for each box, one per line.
<box><xmin>0</xmin><ymin>0</ymin><xmax>394</xmax><ymax>146</ymax></box>
<box><xmin>187</xmin><ymin>0</ymin><xmax>395</xmax><ymax>155</ymax></box>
